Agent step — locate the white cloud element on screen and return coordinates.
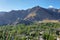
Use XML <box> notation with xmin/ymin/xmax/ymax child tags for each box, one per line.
<box><xmin>48</xmin><ymin>5</ymin><xmax>53</xmax><ymax>8</ymax></box>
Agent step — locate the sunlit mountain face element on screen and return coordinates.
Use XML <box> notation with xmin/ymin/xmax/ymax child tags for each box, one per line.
<box><xmin>0</xmin><ymin>6</ymin><xmax>60</xmax><ymax>25</ymax></box>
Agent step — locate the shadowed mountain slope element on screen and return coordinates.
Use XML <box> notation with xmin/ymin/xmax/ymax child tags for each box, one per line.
<box><xmin>0</xmin><ymin>6</ymin><xmax>60</xmax><ymax>25</ymax></box>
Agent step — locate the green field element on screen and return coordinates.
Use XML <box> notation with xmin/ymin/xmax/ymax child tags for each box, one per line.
<box><xmin>0</xmin><ymin>22</ymin><xmax>60</xmax><ymax>40</ymax></box>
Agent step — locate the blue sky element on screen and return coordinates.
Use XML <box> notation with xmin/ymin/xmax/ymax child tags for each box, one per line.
<box><xmin>0</xmin><ymin>0</ymin><xmax>60</xmax><ymax>11</ymax></box>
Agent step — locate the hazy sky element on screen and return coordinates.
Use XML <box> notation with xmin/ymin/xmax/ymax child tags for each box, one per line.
<box><xmin>0</xmin><ymin>0</ymin><xmax>60</xmax><ymax>11</ymax></box>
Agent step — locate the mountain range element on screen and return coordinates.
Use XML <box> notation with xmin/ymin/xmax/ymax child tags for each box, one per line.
<box><xmin>0</xmin><ymin>6</ymin><xmax>60</xmax><ymax>25</ymax></box>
